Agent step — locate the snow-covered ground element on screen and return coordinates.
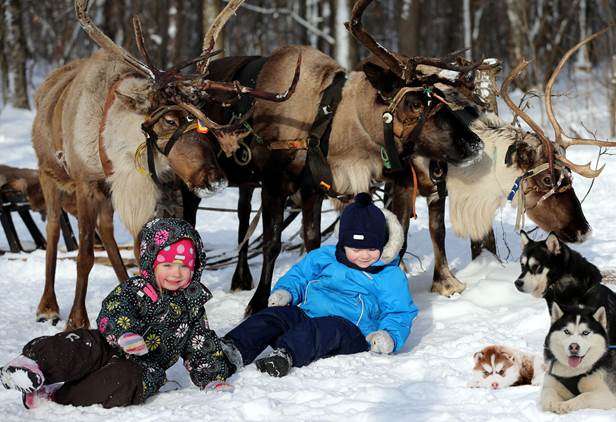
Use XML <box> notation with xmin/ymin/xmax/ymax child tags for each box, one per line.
<box><xmin>1</xmin><ymin>72</ymin><xmax>616</xmax><ymax>421</ymax></box>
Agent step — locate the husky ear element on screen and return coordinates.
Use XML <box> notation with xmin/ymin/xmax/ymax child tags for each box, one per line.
<box><xmin>551</xmin><ymin>303</ymin><xmax>564</xmax><ymax>323</ymax></box>
<box><xmin>473</xmin><ymin>351</ymin><xmax>483</xmax><ymax>362</ymax></box>
<box><xmin>593</xmin><ymin>307</ymin><xmax>608</xmax><ymax>332</ymax></box>
<box><xmin>545</xmin><ymin>232</ymin><xmax>561</xmax><ymax>255</ymax></box>
<box><xmin>520</xmin><ymin>230</ymin><xmax>531</xmax><ymax>247</ymax></box>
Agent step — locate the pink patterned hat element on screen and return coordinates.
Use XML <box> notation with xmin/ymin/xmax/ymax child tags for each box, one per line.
<box><xmin>153</xmin><ymin>238</ymin><xmax>196</xmax><ymax>271</ymax></box>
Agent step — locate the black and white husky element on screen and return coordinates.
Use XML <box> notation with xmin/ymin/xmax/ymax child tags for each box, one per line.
<box><xmin>515</xmin><ymin>231</ymin><xmax>616</xmax><ymax>343</ymax></box>
<box><xmin>542</xmin><ymin>303</ymin><xmax>616</xmax><ymax>413</ymax></box>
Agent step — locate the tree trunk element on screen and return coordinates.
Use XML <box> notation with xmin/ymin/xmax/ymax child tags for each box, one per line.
<box><xmin>611</xmin><ymin>55</ymin><xmax>616</xmax><ymax>137</ymax></box>
<box><xmin>7</xmin><ymin>0</ymin><xmax>29</xmax><ymax>109</ymax></box>
<box><xmin>399</xmin><ymin>0</ymin><xmax>421</xmax><ymax>56</ymax></box>
<box><xmin>173</xmin><ymin>0</ymin><xmax>185</xmax><ymax>64</ymax></box>
<box><xmin>0</xmin><ymin>0</ymin><xmax>9</xmax><ymax>106</ymax></box>
<box><xmin>333</xmin><ymin>0</ymin><xmax>350</xmax><ymax>70</ymax></box>
<box><xmin>504</xmin><ymin>0</ymin><xmax>533</xmax><ymax>89</ymax></box>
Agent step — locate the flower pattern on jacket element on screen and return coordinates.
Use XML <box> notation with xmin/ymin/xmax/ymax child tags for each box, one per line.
<box><xmin>96</xmin><ymin>218</ymin><xmax>232</xmax><ymax>399</ymax></box>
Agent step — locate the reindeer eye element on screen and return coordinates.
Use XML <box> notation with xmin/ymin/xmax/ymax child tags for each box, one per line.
<box><xmin>581</xmin><ymin>330</ymin><xmax>591</xmax><ymax>336</ymax></box>
<box><xmin>563</xmin><ymin>329</ymin><xmax>571</xmax><ymax>335</ymax></box>
<box><xmin>541</xmin><ymin>176</ymin><xmax>553</xmax><ymax>186</ymax></box>
<box><xmin>163</xmin><ymin>116</ymin><xmax>179</xmax><ymax>127</ymax></box>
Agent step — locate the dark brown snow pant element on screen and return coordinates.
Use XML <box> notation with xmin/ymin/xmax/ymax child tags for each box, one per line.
<box><xmin>22</xmin><ymin>328</ymin><xmax>144</xmax><ymax>408</ymax></box>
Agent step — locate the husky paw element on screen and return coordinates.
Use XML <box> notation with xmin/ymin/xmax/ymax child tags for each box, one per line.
<box><xmin>431</xmin><ymin>277</ymin><xmax>466</xmax><ymax>297</ymax></box>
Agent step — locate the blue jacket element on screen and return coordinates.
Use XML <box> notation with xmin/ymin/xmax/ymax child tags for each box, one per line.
<box><xmin>272</xmin><ymin>245</ymin><xmax>418</xmax><ymax>352</ymax></box>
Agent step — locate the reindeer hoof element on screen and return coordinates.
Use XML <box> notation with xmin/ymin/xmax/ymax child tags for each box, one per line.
<box><xmin>64</xmin><ymin>316</ymin><xmax>90</xmax><ymax>332</ymax></box>
<box><xmin>36</xmin><ymin>311</ymin><xmax>60</xmax><ymax>326</ymax></box>
<box><xmin>431</xmin><ymin>277</ymin><xmax>466</xmax><ymax>297</ymax></box>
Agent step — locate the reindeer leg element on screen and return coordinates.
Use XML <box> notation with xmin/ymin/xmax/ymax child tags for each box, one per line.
<box><xmin>231</xmin><ymin>185</ymin><xmax>254</xmax><ymax>291</ymax></box>
<box><xmin>65</xmin><ymin>183</ymin><xmax>98</xmax><ymax>331</ymax></box>
<box><xmin>389</xmin><ymin>180</ymin><xmax>411</xmax><ymax>259</ymax></box>
<box><xmin>428</xmin><ymin>196</ymin><xmax>466</xmax><ymax>296</ymax></box>
<box><xmin>180</xmin><ymin>183</ymin><xmax>201</xmax><ymax>226</ymax></box>
<box><xmin>301</xmin><ymin>189</ymin><xmax>322</xmax><ymax>251</ymax></box>
<box><xmin>244</xmin><ymin>180</ymin><xmax>284</xmax><ymax>316</ymax></box>
<box><xmin>36</xmin><ymin>173</ymin><xmax>61</xmax><ymax>325</ymax></box>
<box><xmin>470</xmin><ymin>228</ymin><xmax>497</xmax><ymax>260</ymax></box>
<box><xmin>97</xmin><ymin>199</ymin><xmax>128</xmax><ymax>282</ymax></box>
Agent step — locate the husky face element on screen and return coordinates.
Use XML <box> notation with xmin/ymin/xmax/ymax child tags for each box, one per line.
<box><xmin>515</xmin><ymin>231</ymin><xmax>561</xmax><ymax>297</ymax></box>
<box><xmin>547</xmin><ymin>304</ymin><xmax>608</xmax><ymax>373</ymax></box>
<box><xmin>471</xmin><ymin>346</ymin><xmax>520</xmax><ymax>389</ymax></box>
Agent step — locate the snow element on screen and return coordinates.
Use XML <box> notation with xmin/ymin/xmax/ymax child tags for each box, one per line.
<box><xmin>1</xmin><ymin>74</ymin><xmax>616</xmax><ymax>421</ymax></box>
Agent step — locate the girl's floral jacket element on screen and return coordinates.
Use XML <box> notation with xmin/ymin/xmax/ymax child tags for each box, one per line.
<box><xmin>97</xmin><ymin>218</ymin><xmax>233</xmax><ymax>399</ymax></box>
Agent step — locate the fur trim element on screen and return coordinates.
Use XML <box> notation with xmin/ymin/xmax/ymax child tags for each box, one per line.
<box><xmin>380</xmin><ymin>209</ymin><xmax>404</xmax><ymax>264</ymax></box>
<box><xmin>332</xmin><ymin>207</ymin><xmax>404</xmax><ymax>265</ymax></box>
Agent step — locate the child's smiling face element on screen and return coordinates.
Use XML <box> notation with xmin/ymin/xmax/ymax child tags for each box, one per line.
<box><xmin>155</xmin><ymin>262</ymin><xmax>192</xmax><ymax>291</ymax></box>
<box><xmin>344</xmin><ymin>247</ymin><xmax>381</xmax><ymax>268</ymax></box>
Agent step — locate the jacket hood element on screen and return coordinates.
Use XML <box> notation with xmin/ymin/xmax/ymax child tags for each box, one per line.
<box><xmin>335</xmin><ymin>207</ymin><xmax>404</xmax><ymax>267</ymax></box>
<box><xmin>138</xmin><ymin>218</ymin><xmax>207</xmax><ymax>290</ymax></box>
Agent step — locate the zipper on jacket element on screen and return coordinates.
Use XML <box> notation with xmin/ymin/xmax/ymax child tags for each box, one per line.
<box><xmin>302</xmin><ymin>280</ymin><xmax>317</xmax><ymax>306</ymax></box>
<box><xmin>356</xmin><ymin>294</ymin><xmax>365</xmax><ymax>325</ymax></box>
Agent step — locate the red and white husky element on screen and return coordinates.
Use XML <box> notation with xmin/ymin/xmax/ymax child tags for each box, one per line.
<box><xmin>469</xmin><ymin>345</ymin><xmax>545</xmax><ymax>389</ymax></box>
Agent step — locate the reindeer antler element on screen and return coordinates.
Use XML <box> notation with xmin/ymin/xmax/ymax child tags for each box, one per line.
<box><xmin>501</xmin><ymin>27</ymin><xmax>615</xmax><ymax>179</ymax></box>
<box><xmin>198</xmin><ymin>0</ymin><xmax>245</xmax><ymax>73</ymax></box>
<box><xmin>545</xmin><ymin>27</ymin><xmax>615</xmax><ymax>178</ymax></box>
<box><xmin>75</xmin><ymin>0</ymin><xmax>154</xmax><ymax>79</ymax></box>
<box><xmin>500</xmin><ymin>59</ymin><xmax>556</xmax><ymax>180</ymax></box>
<box><xmin>345</xmin><ymin>0</ymin><xmax>408</xmax><ymax>81</ymax></box>
<box><xmin>545</xmin><ymin>28</ymin><xmax>616</xmax><ymax>150</ymax></box>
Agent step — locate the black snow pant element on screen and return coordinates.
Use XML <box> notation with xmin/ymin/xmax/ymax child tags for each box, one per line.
<box><xmin>22</xmin><ymin>328</ymin><xmax>144</xmax><ymax>408</ymax></box>
<box><xmin>225</xmin><ymin>306</ymin><xmax>370</xmax><ymax>368</ymax></box>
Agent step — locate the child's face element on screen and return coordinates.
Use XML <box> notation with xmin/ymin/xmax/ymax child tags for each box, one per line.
<box><xmin>344</xmin><ymin>247</ymin><xmax>381</xmax><ymax>268</ymax></box>
<box><xmin>155</xmin><ymin>262</ymin><xmax>192</xmax><ymax>291</ymax></box>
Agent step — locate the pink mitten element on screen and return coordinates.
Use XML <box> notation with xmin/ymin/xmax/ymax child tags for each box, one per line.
<box><xmin>118</xmin><ymin>333</ymin><xmax>148</xmax><ymax>356</ymax></box>
<box><xmin>204</xmin><ymin>380</ymin><xmax>235</xmax><ymax>392</ymax></box>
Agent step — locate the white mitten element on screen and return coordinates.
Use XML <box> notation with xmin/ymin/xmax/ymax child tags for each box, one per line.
<box><xmin>268</xmin><ymin>289</ymin><xmax>292</xmax><ymax>307</ymax></box>
<box><xmin>366</xmin><ymin>330</ymin><xmax>395</xmax><ymax>354</ymax></box>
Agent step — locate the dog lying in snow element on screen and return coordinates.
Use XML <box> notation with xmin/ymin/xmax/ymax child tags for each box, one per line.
<box><xmin>541</xmin><ymin>303</ymin><xmax>616</xmax><ymax>413</ymax></box>
<box><xmin>469</xmin><ymin>345</ymin><xmax>545</xmax><ymax>389</ymax></box>
<box><xmin>514</xmin><ymin>231</ymin><xmax>616</xmax><ymax>345</ymax></box>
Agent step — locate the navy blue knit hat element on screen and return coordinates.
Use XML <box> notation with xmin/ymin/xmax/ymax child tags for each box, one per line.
<box><xmin>338</xmin><ymin>193</ymin><xmax>386</xmax><ymax>251</ymax></box>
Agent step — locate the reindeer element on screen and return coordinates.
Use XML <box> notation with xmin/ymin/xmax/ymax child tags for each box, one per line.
<box><xmin>32</xmin><ymin>0</ymin><xmax>298</xmax><ymax>330</ymax></box>
<box><xmin>184</xmin><ymin>0</ymin><xmax>492</xmax><ymax>315</ymax></box>
<box><xmin>407</xmin><ymin>28</ymin><xmax>614</xmax><ymax>296</ymax></box>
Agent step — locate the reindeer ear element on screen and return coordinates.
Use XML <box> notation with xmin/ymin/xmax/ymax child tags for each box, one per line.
<box><xmin>362</xmin><ymin>62</ymin><xmax>401</xmax><ymax>98</ymax></box>
<box><xmin>551</xmin><ymin>303</ymin><xmax>564</xmax><ymax>323</ymax></box>
<box><xmin>115</xmin><ymin>79</ymin><xmax>155</xmax><ymax>114</ymax></box>
<box><xmin>545</xmin><ymin>232</ymin><xmax>561</xmax><ymax>255</ymax></box>
<box><xmin>512</xmin><ymin>141</ymin><xmax>536</xmax><ymax>171</ymax></box>
<box><xmin>520</xmin><ymin>230</ymin><xmax>531</xmax><ymax>246</ymax></box>
<box><xmin>593</xmin><ymin>306</ymin><xmax>607</xmax><ymax>331</ymax></box>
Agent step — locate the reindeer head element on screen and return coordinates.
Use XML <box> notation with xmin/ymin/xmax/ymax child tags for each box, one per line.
<box><xmin>500</xmin><ymin>28</ymin><xmax>616</xmax><ymax>243</ymax></box>
<box><xmin>346</xmin><ymin>0</ymin><xmax>485</xmax><ymax>167</ymax></box>
<box><xmin>76</xmin><ymin>0</ymin><xmax>300</xmax><ymax>192</ymax></box>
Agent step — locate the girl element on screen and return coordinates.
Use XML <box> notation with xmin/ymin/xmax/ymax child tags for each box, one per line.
<box><xmin>1</xmin><ymin>218</ymin><xmax>233</xmax><ymax>408</ymax></box>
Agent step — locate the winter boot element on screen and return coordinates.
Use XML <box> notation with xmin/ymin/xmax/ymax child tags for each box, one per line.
<box><xmin>220</xmin><ymin>338</ymin><xmax>243</xmax><ymax>373</ymax></box>
<box><xmin>22</xmin><ymin>384</ymin><xmax>58</xmax><ymax>409</ymax></box>
<box><xmin>255</xmin><ymin>348</ymin><xmax>292</xmax><ymax>377</ymax></box>
<box><xmin>1</xmin><ymin>356</ymin><xmax>45</xmax><ymax>394</ymax></box>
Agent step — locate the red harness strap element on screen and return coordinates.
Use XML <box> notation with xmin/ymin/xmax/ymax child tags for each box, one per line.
<box><xmin>98</xmin><ymin>74</ymin><xmax>140</xmax><ymax>177</ymax></box>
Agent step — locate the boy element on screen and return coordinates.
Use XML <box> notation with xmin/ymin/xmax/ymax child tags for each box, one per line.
<box><xmin>222</xmin><ymin>193</ymin><xmax>418</xmax><ymax>377</ymax></box>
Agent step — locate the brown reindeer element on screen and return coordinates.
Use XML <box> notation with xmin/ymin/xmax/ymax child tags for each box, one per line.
<box><xmin>32</xmin><ymin>0</ymin><xmax>298</xmax><ymax>330</ymax></box>
<box><xmin>407</xmin><ymin>28</ymin><xmax>615</xmax><ymax>296</ymax></box>
<box><xmin>185</xmin><ymin>0</ymin><xmax>489</xmax><ymax>315</ymax></box>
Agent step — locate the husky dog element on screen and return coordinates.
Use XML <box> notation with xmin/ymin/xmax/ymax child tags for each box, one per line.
<box><xmin>515</xmin><ymin>231</ymin><xmax>616</xmax><ymax>343</ymax></box>
<box><xmin>469</xmin><ymin>345</ymin><xmax>544</xmax><ymax>389</ymax></box>
<box><xmin>542</xmin><ymin>303</ymin><xmax>616</xmax><ymax>413</ymax></box>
